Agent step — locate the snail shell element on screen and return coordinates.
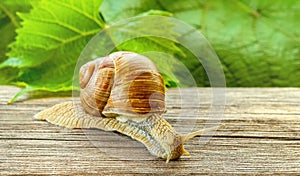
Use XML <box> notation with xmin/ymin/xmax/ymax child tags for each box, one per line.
<box><xmin>79</xmin><ymin>51</ymin><xmax>166</xmax><ymax>119</ymax></box>
<box><xmin>34</xmin><ymin>51</ymin><xmax>219</xmax><ymax>162</ymax></box>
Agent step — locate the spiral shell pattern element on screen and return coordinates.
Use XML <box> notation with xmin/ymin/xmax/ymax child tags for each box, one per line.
<box><xmin>79</xmin><ymin>51</ymin><xmax>166</xmax><ymax>118</ymax></box>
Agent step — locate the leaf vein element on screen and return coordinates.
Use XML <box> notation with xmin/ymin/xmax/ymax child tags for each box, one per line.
<box><xmin>0</xmin><ymin>2</ymin><xmax>19</xmax><ymax>28</ymax></box>
<box><xmin>55</xmin><ymin>1</ymin><xmax>103</xmax><ymax>28</ymax></box>
<box><xmin>23</xmin><ymin>31</ymin><xmax>64</xmax><ymax>42</ymax></box>
<box><xmin>28</xmin><ymin>17</ymin><xmax>84</xmax><ymax>35</ymax></box>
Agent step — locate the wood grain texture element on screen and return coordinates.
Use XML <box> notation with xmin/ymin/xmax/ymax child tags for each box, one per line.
<box><xmin>0</xmin><ymin>86</ymin><xmax>299</xmax><ymax>175</ymax></box>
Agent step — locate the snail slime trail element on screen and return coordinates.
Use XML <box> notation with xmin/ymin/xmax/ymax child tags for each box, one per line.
<box><xmin>34</xmin><ymin>51</ymin><xmax>220</xmax><ymax>163</ymax></box>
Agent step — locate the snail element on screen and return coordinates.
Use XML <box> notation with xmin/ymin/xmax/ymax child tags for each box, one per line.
<box><xmin>34</xmin><ymin>51</ymin><xmax>219</xmax><ymax>163</ymax></box>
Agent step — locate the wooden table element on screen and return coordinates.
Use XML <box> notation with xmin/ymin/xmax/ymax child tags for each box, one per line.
<box><xmin>1</xmin><ymin>86</ymin><xmax>299</xmax><ymax>175</ymax></box>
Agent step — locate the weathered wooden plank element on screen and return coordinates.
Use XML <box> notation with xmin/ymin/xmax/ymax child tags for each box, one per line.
<box><xmin>0</xmin><ymin>86</ymin><xmax>299</xmax><ymax>175</ymax></box>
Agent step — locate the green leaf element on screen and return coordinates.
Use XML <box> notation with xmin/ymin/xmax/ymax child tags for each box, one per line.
<box><xmin>100</xmin><ymin>0</ymin><xmax>163</xmax><ymax>24</ymax></box>
<box><xmin>0</xmin><ymin>0</ymin><xmax>34</xmax><ymax>85</ymax></box>
<box><xmin>3</xmin><ymin>0</ymin><xmax>299</xmax><ymax>103</ymax></box>
<box><xmin>0</xmin><ymin>67</ymin><xmax>19</xmax><ymax>84</ymax></box>
<box><xmin>1</xmin><ymin>0</ymin><xmax>104</xmax><ymax>100</ymax></box>
<box><xmin>103</xmin><ymin>0</ymin><xmax>300</xmax><ymax>87</ymax></box>
<box><xmin>1</xmin><ymin>1</ymin><xmax>186</xmax><ymax>102</ymax></box>
<box><xmin>74</xmin><ymin>14</ymin><xmax>187</xmax><ymax>88</ymax></box>
<box><xmin>107</xmin><ymin>13</ymin><xmax>184</xmax><ymax>56</ymax></box>
<box><xmin>5</xmin><ymin>0</ymin><xmax>104</xmax><ymax>68</ymax></box>
<box><xmin>0</xmin><ymin>0</ymin><xmax>33</xmax><ymax>62</ymax></box>
<box><xmin>159</xmin><ymin>0</ymin><xmax>300</xmax><ymax>86</ymax></box>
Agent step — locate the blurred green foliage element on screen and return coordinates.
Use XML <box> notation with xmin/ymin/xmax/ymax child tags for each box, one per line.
<box><xmin>0</xmin><ymin>0</ymin><xmax>299</xmax><ymax>102</ymax></box>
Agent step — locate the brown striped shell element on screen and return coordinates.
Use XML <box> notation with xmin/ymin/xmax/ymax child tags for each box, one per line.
<box><xmin>79</xmin><ymin>51</ymin><xmax>166</xmax><ymax>121</ymax></box>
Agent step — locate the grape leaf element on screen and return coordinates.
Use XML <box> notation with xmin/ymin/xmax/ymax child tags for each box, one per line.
<box><xmin>100</xmin><ymin>0</ymin><xmax>163</xmax><ymax>24</ymax></box>
<box><xmin>0</xmin><ymin>0</ymin><xmax>34</xmax><ymax>85</ymax></box>
<box><xmin>4</xmin><ymin>0</ymin><xmax>104</xmax><ymax>68</ymax></box>
<box><xmin>0</xmin><ymin>0</ymin><xmax>33</xmax><ymax>62</ymax></box>
<box><xmin>0</xmin><ymin>67</ymin><xmax>19</xmax><ymax>85</ymax></box>
<box><xmin>102</xmin><ymin>0</ymin><xmax>300</xmax><ymax>86</ymax></box>
<box><xmin>75</xmin><ymin>13</ymin><xmax>186</xmax><ymax>88</ymax></box>
<box><xmin>100</xmin><ymin>0</ymin><xmax>222</xmax><ymax>87</ymax></box>
<box><xmin>100</xmin><ymin>0</ymin><xmax>187</xmax><ymax>82</ymax></box>
<box><xmin>159</xmin><ymin>0</ymin><xmax>300</xmax><ymax>86</ymax></box>
<box><xmin>0</xmin><ymin>0</ymin><xmax>104</xmax><ymax>101</ymax></box>
<box><xmin>1</xmin><ymin>1</ymin><xmax>186</xmax><ymax>102</ymax></box>
<box><xmin>2</xmin><ymin>0</ymin><xmax>299</xmax><ymax>103</ymax></box>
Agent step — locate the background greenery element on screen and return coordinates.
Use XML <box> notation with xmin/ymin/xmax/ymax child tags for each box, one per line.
<box><xmin>0</xmin><ymin>0</ymin><xmax>299</xmax><ymax>102</ymax></box>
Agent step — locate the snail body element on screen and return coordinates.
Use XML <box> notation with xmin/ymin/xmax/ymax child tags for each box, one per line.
<box><xmin>34</xmin><ymin>51</ymin><xmax>218</xmax><ymax>162</ymax></box>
